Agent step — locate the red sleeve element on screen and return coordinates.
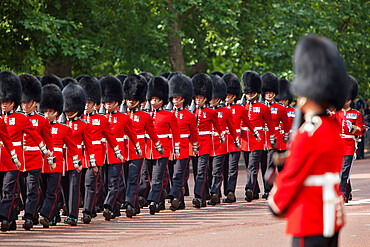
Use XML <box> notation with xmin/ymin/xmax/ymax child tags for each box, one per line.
<box><xmin>263</xmin><ymin>106</ymin><xmax>275</xmax><ymax>136</ymax></box>
<box><xmin>23</xmin><ymin>116</ymin><xmax>44</xmax><ymax>147</ymax></box>
<box><xmin>83</xmin><ymin>123</ymin><xmax>95</xmax><ymax>156</ymax></box>
<box><xmin>145</xmin><ymin>115</ymin><xmax>159</xmax><ymax>143</ymax></box>
<box><xmin>41</xmin><ymin>117</ymin><xmax>54</xmax><ymax>150</ymax></box>
<box><xmin>0</xmin><ymin>117</ymin><xmax>15</xmax><ymax>155</ymax></box>
<box><xmin>124</xmin><ymin>116</ymin><xmax>139</xmax><ymax>144</ymax></box>
<box><xmin>189</xmin><ymin>113</ymin><xmax>199</xmax><ymax>143</ymax></box>
<box><xmin>211</xmin><ymin>110</ymin><xmax>223</xmax><ymax>134</ymax></box>
<box><xmin>102</xmin><ymin>117</ymin><xmax>119</xmax><ymax>148</ymax></box>
<box><xmin>63</xmin><ymin>127</ymin><xmax>79</xmax><ymax>157</ymax></box>
<box><xmin>226</xmin><ymin>110</ymin><xmax>238</xmax><ymax>142</ymax></box>
<box><xmin>280</xmin><ymin>107</ymin><xmax>290</xmax><ymax>133</ymax></box>
<box><xmin>170</xmin><ymin>112</ymin><xmax>181</xmax><ymax>144</ymax></box>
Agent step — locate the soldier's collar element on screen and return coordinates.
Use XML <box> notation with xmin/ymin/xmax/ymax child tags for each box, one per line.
<box><xmin>174</xmin><ymin>106</ymin><xmax>184</xmax><ymax>111</ymax></box>
<box><xmin>265</xmin><ymin>100</ymin><xmax>275</xmax><ymax>106</ymax></box>
<box><xmin>196</xmin><ymin>104</ymin><xmax>206</xmax><ymax>109</ymax></box>
<box><xmin>128</xmin><ymin>107</ymin><xmax>139</xmax><ymax>113</ymax></box>
<box><xmin>50</xmin><ymin>119</ymin><xmax>58</xmax><ymax>125</ymax></box>
<box><xmin>25</xmin><ymin>110</ymin><xmax>36</xmax><ymax>116</ymax></box>
<box><xmin>67</xmin><ymin>116</ymin><xmax>79</xmax><ymax>122</ymax></box>
<box><xmin>225</xmin><ymin>102</ymin><xmax>235</xmax><ymax>107</ymax></box>
<box><xmin>152</xmin><ymin>107</ymin><xmax>163</xmax><ymax>113</ymax></box>
<box><xmin>107</xmin><ymin>109</ymin><xmax>118</xmax><ymax>114</ymax></box>
<box><xmin>3</xmin><ymin>110</ymin><xmax>15</xmax><ymax>115</ymax></box>
<box><xmin>247</xmin><ymin>100</ymin><xmax>257</xmax><ymax>105</ymax></box>
<box><xmin>85</xmin><ymin>110</ymin><xmax>95</xmax><ymax>116</ymax></box>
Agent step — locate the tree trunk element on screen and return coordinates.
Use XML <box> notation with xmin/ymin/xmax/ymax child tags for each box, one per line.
<box><xmin>44</xmin><ymin>56</ymin><xmax>72</xmax><ymax>77</ymax></box>
<box><xmin>167</xmin><ymin>0</ymin><xmax>186</xmax><ymax>74</ymax></box>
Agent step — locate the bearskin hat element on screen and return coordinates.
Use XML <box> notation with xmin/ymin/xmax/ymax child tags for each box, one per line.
<box><xmin>242</xmin><ymin>71</ymin><xmax>262</xmax><ymax>94</ymax></box>
<box><xmin>223</xmin><ymin>73</ymin><xmax>241</xmax><ymax>98</ymax></box>
<box><xmin>210</xmin><ymin>74</ymin><xmax>227</xmax><ymax>100</ymax></box>
<box><xmin>123</xmin><ymin>74</ymin><xmax>147</xmax><ymax>103</ymax></box>
<box><xmin>275</xmin><ymin>78</ymin><xmax>293</xmax><ymax>103</ymax></box>
<box><xmin>116</xmin><ymin>74</ymin><xmax>127</xmax><ymax>85</ymax></box>
<box><xmin>78</xmin><ymin>76</ymin><xmax>102</xmax><ymax>105</ymax></box>
<box><xmin>19</xmin><ymin>74</ymin><xmax>42</xmax><ymax>103</ymax></box>
<box><xmin>40</xmin><ymin>84</ymin><xmax>64</xmax><ymax>116</ymax></box>
<box><xmin>348</xmin><ymin>75</ymin><xmax>358</xmax><ymax>101</ymax></box>
<box><xmin>0</xmin><ymin>70</ymin><xmax>22</xmax><ymax>108</ymax></box>
<box><xmin>99</xmin><ymin>75</ymin><xmax>123</xmax><ymax>103</ymax></box>
<box><xmin>169</xmin><ymin>74</ymin><xmax>193</xmax><ymax>107</ymax></box>
<box><xmin>167</xmin><ymin>72</ymin><xmax>184</xmax><ymax>81</ymax></box>
<box><xmin>192</xmin><ymin>73</ymin><xmax>213</xmax><ymax>102</ymax></box>
<box><xmin>139</xmin><ymin>72</ymin><xmax>154</xmax><ymax>83</ymax></box>
<box><xmin>40</xmin><ymin>74</ymin><xmax>63</xmax><ymax>90</ymax></box>
<box><xmin>62</xmin><ymin>82</ymin><xmax>86</xmax><ymax>117</ymax></box>
<box><xmin>147</xmin><ymin>76</ymin><xmax>169</xmax><ymax>105</ymax></box>
<box><xmin>210</xmin><ymin>71</ymin><xmax>224</xmax><ymax>78</ymax></box>
<box><xmin>292</xmin><ymin>35</ymin><xmax>349</xmax><ymax>110</ymax></box>
<box><xmin>61</xmin><ymin>77</ymin><xmax>78</xmax><ymax>88</ymax></box>
<box><xmin>159</xmin><ymin>72</ymin><xmax>171</xmax><ymax>79</ymax></box>
<box><xmin>261</xmin><ymin>72</ymin><xmax>279</xmax><ymax>96</ymax></box>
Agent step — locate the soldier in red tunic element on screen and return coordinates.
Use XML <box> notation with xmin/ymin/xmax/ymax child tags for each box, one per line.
<box><xmin>0</xmin><ymin>71</ymin><xmax>47</xmax><ymax>231</ymax></box>
<box><xmin>191</xmin><ymin>73</ymin><xmax>224</xmax><ymax>208</ymax></box>
<box><xmin>38</xmin><ymin>84</ymin><xmax>81</xmax><ymax>227</ymax></box>
<box><xmin>333</xmin><ymin>76</ymin><xmax>364</xmax><ymax>202</ymax></box>
<box><xmin>240</xmin><ymin>71</ymin><xmax>275</xmax><ymax>202</ymax></box>
<box><xmin>268</xmin><ymin>35</ymin><xmax>348</xmax><ymax>246</ymax></box>
<box><xmin>222</xmin><ymin>73</ymin><xmax>260</xmax><ymax>203</ymax></box>
<box><xmin>167</xmin><ymin>74</ymin><xmax>198</xmax><ymax>210</ymax></box>
<box><xmin>19</xmin><ymin>74</ymin><xmax>55</xmax><ymax>230</ymax></box>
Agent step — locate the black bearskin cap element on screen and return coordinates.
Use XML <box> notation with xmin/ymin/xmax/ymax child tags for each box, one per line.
<box><xmin>40</xmin><ymin>75</ymin><xmax>63</xmax><ymax>90</ymax></box>
<box><xmin>19</xmin><ymin>74</ymin><xmax>42</xmax><ymax>103</ymax></box>
<box><xmin>223</xmin><ymin>73</ymin><xmax>241</xmax><ymax>98</ymax></box>
<box><xmin>62</xmin><ymin>82</ymin><xmax>86</xmax><ymax>117</ymax></box>
<box><xmin>100</xmin><ymin>75</ymin><xmax>123</xmax><ymax>103</ymax></box>
<box><xmin>78</xmin><ymin>76</ymin><xmax>102</xmax><ymax>105</ymax></box>
<box><xmin>275</xmin><ymin>79</ymin><xmax>293</xmax><ymax>102</ymax></box>
<box><xmin>292</xmin><ymin>35</ymin><xmax>349</xmax><ymax>110</ymax></box>
<box><xmin>261</xmin><ymin>72</ymin><xmax>279</xmax><ymax>96</ymax></box>
<box><xmin>61</xmin><ymin>77</ymin><xmax>78</xmax><ymax>88</ymax></box>
<box><xmin>210</xmin><ymin>71</ymin><xmax>224</xmax><ymax>78</ymax></box>
<box><xmin>123</xmin><ymin>74</ymin><xmax>147</xmax><ymax>103</ymax></box>
<box><xmin>147</xmin><ymin>76</ymin><xmax>169</xmax><ymax>105</ymax></box>
<box><xmin>348</xmin><ymin>75</ymin><xmax>358</xmax><ymax>101</ymax></box>
<box><xmin>0</xmin><ymin>70</ymin><xmax>22</xmax><ymax>108</ymax></box>
<box><xmin>139</xmin><ymin>72</ymin><xmax>154</xmax><ymax>83</ymax></box>
<box><xmin>192</xmin><ymin>73</ymin><xmax>213</xmax><ymax>102</ymax></box>
<box><xmin>242</xmin><ymin>71</ymin><xmax>262</xmax><ymax>94</ymax></box>
<box><xmin>40</xmin><ymin>84</ymin><xmax>64</xmax><ymax>116</ymax></box>
<box><xmin>210</xmin><ymin>74</ymin><xmax>227</xmax><ymax>100</ymax></box>
<box><xmin>169</xmin><ymin>74</ymin><xmax>193</xmax><ymax>107</ymax></box>
<box><xmin>167</xmin><ymin>72</ymin><xmax>184</xmax><ymax>81</ymax></box>
<box><xmin>75</xmin><ymin>74</ymin><xmax>88</xmax><ymax>82</ymax></box>
<box><xmin>159</xmin><ymin>72</ymin><xmax>171</xmax><ymax>79</ymax></box>
<box><xmin>116</xmin><ymin>74</ymin><xmax>127</xmax><ymax>85</ymax></box>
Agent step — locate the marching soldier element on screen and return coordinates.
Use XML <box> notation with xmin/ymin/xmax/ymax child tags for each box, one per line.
<box><xmin>207</xmin><ymin>74</ymin><xmax>240</xmax><ymax>205</ymax></box>
<box><xmin>240</xmin><ymin>71</ymin><xmax>275</xmax><ymax>202</ymax></box>
<box><xmin>123</xmin><ymin>74</ymin><xmax>163</xmax><ymax>218</ymax></box>
<box><xmin>62</xmin><ymin>80</ymin><xmax>97</xmax><ymax>226</ymax></box>
<box><xmin>167</xmin><ymin>74</ymin><xmax>198</xmax><ymax>210</ymax></box>
<box><xmin>268</xmin><ymin>35</ymin><xmax>347</xmax><ymax>246</ymax></box>
<box><xmin>0</xmin><ymin>70</ymin><xmax>49</xmax><ymax>231</ymax></box>
<box><xmin>19</xmin><ymin>74</ymin><xmax>55</xmax><ymax>230</ymax></box>
<box><xmin>191</xmin><ymin>73</ymin><xmax>224</xmax><ymax>208</ymax></box>
<box><xmin>39</xmin><ymin>84</ymin><xmax>81</xmax><ymax>227</ymax></box>
<box><xmin>222</xmin><ymin>73</ymin><xmax>260</xmax><ymax>203</ymax></box>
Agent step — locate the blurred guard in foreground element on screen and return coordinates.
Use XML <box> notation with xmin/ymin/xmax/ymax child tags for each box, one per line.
<box><xmin>267</xmin><ymin>35</ymin><xmax>348</xmax><ymax>247</ymax></box>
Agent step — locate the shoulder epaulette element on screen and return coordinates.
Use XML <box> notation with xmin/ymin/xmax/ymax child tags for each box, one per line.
<box><xmin>300</xmin><ymin>115</ymin><xmax>322</xmax><ymax>136</ymax></box>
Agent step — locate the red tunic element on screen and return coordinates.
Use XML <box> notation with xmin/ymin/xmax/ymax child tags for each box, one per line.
<box><xmin>263</xmin><ymin>102</ymin><xmax>289</xmax><ymax>150</ymax></box>
<box><xmin>277</xmin><ymin>106</ymin><xmax>295</xmax><ymax>151</ymax></box>
<box><xmin>1</xmin><ymin>111</ymin><xmax>44</xmax><ymax>171</ymax></box>
<box><xmin>65</xmin><ymin>118</ymin><xmax>95</xmax><ymax>171</ymax></box>
<box><xmin>145</xmin><ymin>108</ymin><xmax>181</xmax><ymax>159</ymax></box>
<box><xmin>126</xmin><ymin>109</ymin><xmax>159</xmax><ymax>161</ymax></box>
<box><xmin>333</xmin><ymin>108</ymin><xmax>364</xmax><ymax>156</ymax></box>
<box><xmin>268</xmin><ymin>115</ymin><xmax>345</xmax><ymax>237</ymax></box>
<box><xmin>195</xmin><ymin>106</ymin><xmax>223</xmax><ymax>156</ymax></box>
<box><xmin>105</xmin><ymin>110</ymin><xmax>138</xmax><ymax>164</ymax></box>
<box><xmin>0</xmin><ymin>116</ymin><xmax>17</xmax><ymax>167</ymax></box>
<box><xmin>211</xmin><ymin>106</ymin><xmax>238</xmax><ymax>156</ymax></box>
<box><xmin>241</xmin><ymin>101</ymin><xmax>274</xmax><ymax>151</ymax></box>
<box><xmin>23</xmin><ymin>112</ymin><xmax>54</xmax><ymax>171</ymax></box>
<box><xmin>42</xmin><ymin>121</ymin><xmax>79</xmax><ymax>173</ymax></box>
<box><xmin>83</xmin><ymin>112</ymin><xmax>119</xmax><ymax>166</ymax></box>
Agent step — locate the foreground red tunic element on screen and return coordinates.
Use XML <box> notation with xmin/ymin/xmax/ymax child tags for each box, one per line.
<box><xmin>268</xmin><ymin>115</ymin><xmax>345</xmax><ymax>237</ymax></box>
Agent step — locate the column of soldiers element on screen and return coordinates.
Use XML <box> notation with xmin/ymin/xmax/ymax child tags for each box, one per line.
<box><xmin>0</xmin><ymin>57</ymin><xmax>364</xmax><ymax>233</ymax></box>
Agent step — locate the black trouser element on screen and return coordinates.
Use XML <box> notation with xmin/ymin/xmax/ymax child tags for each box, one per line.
<box><xmin>40</xmin><ymin>173</ymin><xmax>62</xmax><ymax>220</ymax></box>
<box><xmin>139</xmin><ymin>159</ymin><xmax>152</xmax><ymax>199</ymax></box>
<box><xmin>96</xmin><ymin>162</ymin><xmax>109</xmax><ymax>209</ymax></box>
<box><xmin>243</xmin><ymin>150</ymin><xmax>262</xmax><ymax>196</ymax></box>
<box><xmin>260</xmin><ymin>149</ymin><xmax>275</xmax><ymax>194</ymax></box>
<box><xmin>65</xmin><ymin>169</ymin><xmax>82</xmax><ymax>219</ymax></box>
<box><xmin>225</xmin><ymin>151</ymin><xmax>241</xmax><ymax>195</ymax></box>
<box><xmin>18</xmin><ymin>172</ymin><xmax>27</xmax><ymax>211</ymax></box>
<box><xmin>292</xmin><ymin>232</ymin><xmax>339</xmax><ymax>247</ymax></box>
<box><xmin>24</xmin><ymin>169</ymin><xmax>42</xmax><ymax>219</ymax></box>
<box><xmin>125</xmin><ymin>159</ymin><xmax>144</xmax><ymax>207</ymax></box>
<box><xmin>147</xmin><ymin>157</ymin><xmax>169</xmax><ymax>204</ymax></box>
<box><xmin>165</xmin><ymin>160</ymin><xmax>175</xmax><ymax>194</ymax></box>
<box><xmin>169</xmin><ymin>158</ymin><xmax>189</xmax><ymax>202</ymax></box>
<box><xmin>104</xmin><ymin>163</ymin><xmax>124</xmax><ymax>212</ymax></box>
<box><xmin>340</xmin><ymin>155</ymin><xmax>353</xmax><ymax>198</ymax></box>
<box><xmin>79</xmin><ymin>168</ymin><xmax>86</xmax><ymax>208</ymax></box>
<box><xmin>83</xmin><ymin>167</ymin><xmax>101</xmax><ymax>215</ymax></box>
<box><xmin>357</xmin><ymin>138</ymin><xmax>365</xmax><ymax>159</ymax></box>
<box><xmin>209</xmin><ymin>155</ymin><xmax>225</xmax><ymax>196</ymax></box>
<box><xmin>192</xmin><ymin>156</ymin><xmax>198</xmax><ymax>182</ymax></box>
<box><xmin>194</xmin><ymin>154</ymin><xmax>209</xmax><ymax>200</ymax></box>
<box><xmin>0</xmin><ymin>170</ymin><xmax>19</xmax><ymax>221</ymax></box>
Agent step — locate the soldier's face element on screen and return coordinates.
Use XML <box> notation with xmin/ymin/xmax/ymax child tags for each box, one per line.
<box><xmin>104</xmin><ymin>101</ymin><xmax>118</xmax><ymax>112</ymax></box>
<box><xmin>44</xmin><ymin>108</ymin><xmax>57</xmax><ymax>121</ymax></box>
<box><xmin>246</xmin><ymin>92</ymin><xmax>258</xmax><ymax>101</ymax></box>
<box><xmin>65</xmin><ymin>111</ymin><xmax>78</xmax><ymax>119</ymax></box>
<box><xmin>172</xmin><ymin>96</ymin><xmax>184</xmax><ymax>107</ymax></box>
<box><xmin>1</xmin><ymin>101</ymin><xmax>15</xmax><ymax>112</ymax></box>
<box><xmin>279</xmin><ymin>99</ymin><xmax>289</xmax><ymax>107</ymax></box>
<box><xmin>127</xmin><ymin>99</ymin><xmax>139</xmax><ymax>109</ymax></box>
<box><xmin>85</xmin><ymin>101</ymin><xmax>95</xmax><ymax>112</ymax></box>
<box><xmin>21</xmin><ymin>100</ymin><xmax>36</xmax><ymax>113</ymax></box>
<box><xmin>226</xmin><ymin>94</ymin><xmax>235</xmax><ymax>103</ymax></box>
<box><xmin>344</xmin><ymin>100</ymin><xmax>352</xmax><ymax>109</ymax></box>
<box><xmin>150</xmin><ymin>97</ymin><xmax>163</xmax><ymax>109</ymax></box>
<box><xmin>210</xmin><ymin>98</ymin><xmax>220</xmax><ymax>107</ymax></box>
<box><xmin>265</xmin><ymin>92</ymin><xmax>275</xmax><ymax>102</ymax></box>
<box><xmin>195</xmin><ymin>95</ymin><xmax>206</xmax><ymax>106</ymax></box>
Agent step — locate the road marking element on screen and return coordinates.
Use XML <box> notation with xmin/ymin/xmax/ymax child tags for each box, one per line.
<box><xmin>345</xmin><ymin>199</ymin><xmax>370</xmax><ymax>205</ymax></box>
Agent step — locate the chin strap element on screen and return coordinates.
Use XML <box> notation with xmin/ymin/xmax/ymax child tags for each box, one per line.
<box><xmin>225</xmin><ymin>95</ymin><xmax>236</xmax><ymax>104</ymax></box>
<box><xmin>128</xmin><ymin>101</ymin><xmax>140</xmax><ymax>110</ymax></box>
<box><xmin>105</xmin><ymin>102</ymin><xmax>118</xmax><ymax>111</ymax></box>
<box><xmin>47</xmin><ymin>111</ymin><xmax>58</xmax><ymax>121</ymax></box>
<box><xmin>3</xmin><ymin>102</ymin><xmax>15</xmax><ymax>112</ymax></box>
<box><xmin>151</xmin><ymin>100</ymin><xmax>163</xmax><ymax>108</ymax></box>
<box><xmin>67</xmin><ymin>112</ymin><xmax>78</xmax><ymax>119</ymax></box>
<box><xmin>246</xmin><ymin>93</ymin><xmax>258</xmax><ymax>101</ymax></box>
<box><xmin>23</xmin><ymin>101</ymin><xmax>37</xmax><ymax>113</ymax></box>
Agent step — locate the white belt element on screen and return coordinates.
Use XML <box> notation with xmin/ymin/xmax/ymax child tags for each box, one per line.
<box><xmin>101</xmin><ymin>138</ymin><xmax>107</xmax><ymax>143</ymax></box>
<box><xmin>54</xmin><ymin>147</ymin><xmax>63</xmax><ymax>152</ymax></box>
<box><xmin>241</xmin><ymin>127</ymin><xmax>249</xmax><ymax>131</ymax></box>
<box><xmin>275</xmin><ymin>127</ymin><xmax>280</xmax><ymax>130</ymax></box>
<box><xmin>12</xmin><ymin>141</ymin><xmax>22</xmax><ymax>146</ymax></box>
<box><xmin>212</xmin><ymin>132</ymin><xmax>219</xmax><ymax>136</ymax></box>
<box><xmin>340</xmin><ymin>134</ymin><xmax>355</xmax><ymax>139</ymax></box>
<box><xmin>92</xmin><ymin>140</ymin><xmax>101</xmax><ymax>145</ymax></box>
<box><xmin>77</xmin><ymin>145</ymin><xmax>82</xmax><ymax>149</ymax></box>
<box><xmin>180</xmin><ymin>134</ymin><xmax>190</xmax><ymax>138</ymax></box>
<box><xmin>236</xmin><ymin>129</ymin><xmax>241</xmax><ymax>133</ymax></box>
<box><xmin>137</xmin><ymin>135</ymin><xmax>145</xmax><ymax>139</ymax></box>
<box><xmin>198</xmin><ymin>131</ymin><xmax>211</xmax><ymax>136</ymax></box>
<box><xmin>117</xmin><ymin>137</ymin><xmax>125</xmax><ymax>142</ymax></box>
<box><xmin>157</xmin><ymin>134</ymin><xmax>172</xmax><ymax>138</ymax></box>
<box><xmin>304</xmin><ymin>172</ymin><xmax>341</xmax><ymax>237</ymax></box>
<box><xmin>24</xmin><ymin>146</ymin><xmax>39</xmax><ymax>151</ymax></box>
